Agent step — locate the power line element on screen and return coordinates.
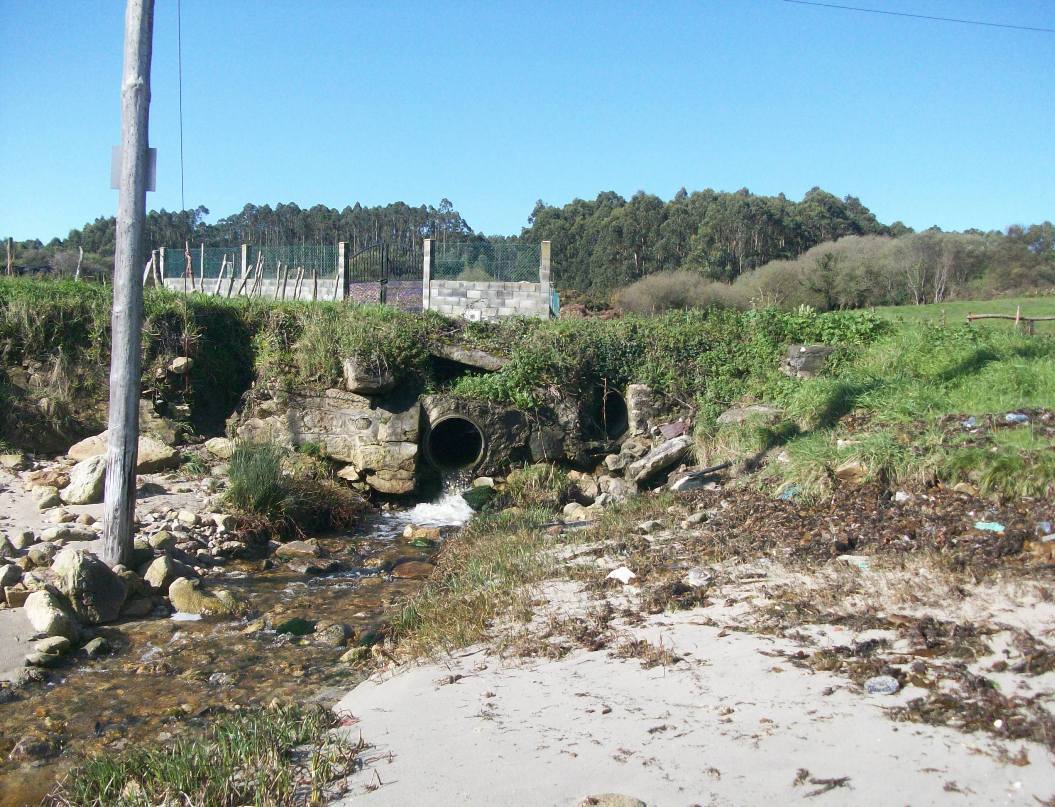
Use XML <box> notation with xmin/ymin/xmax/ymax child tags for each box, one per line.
<box><xmin>177</xmin><ymin>0</ymin><xmax>186</xmax><ymax>211</ymax></box>
<box><xmin>782</xmin><ymin>0</ymin><xmax>1055</xmax><ymax>34</ymax></box>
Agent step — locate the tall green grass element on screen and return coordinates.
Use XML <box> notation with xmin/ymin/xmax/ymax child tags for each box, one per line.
<box><xmin>737</xmin><ymin>324</ymin><xmax>1055</xmax><ymax>500</ymax></box>
<box><xmin>225</xmin><ymin>441</ymin><xmax>365</xmax><ymax>534</ymax></box>
<box><xmin>46</xmin><ymin>704</ymin><xmax>358</xmax><ymax>807</ymax></box>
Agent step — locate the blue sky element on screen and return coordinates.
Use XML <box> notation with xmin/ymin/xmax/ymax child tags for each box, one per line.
<box><xmin>1</xmin><ymin>0</ymin><xmax>1052</xmax><ymax>241</ymax></box>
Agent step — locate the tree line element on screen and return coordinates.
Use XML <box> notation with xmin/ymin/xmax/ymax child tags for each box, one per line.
<box><xmin>523</xmin><ymin>187</ymin><xmax>900</xmax><ymax>293</ymax></box>
<box><xmin>4</xmin><ymin>189</ymin><xmax>1052</xmax><ymax>308</ymax></box>
<box><xmin>4</xmin><ymin>199</ymin><xmax>473</xmax><ymax>279</ymax></box>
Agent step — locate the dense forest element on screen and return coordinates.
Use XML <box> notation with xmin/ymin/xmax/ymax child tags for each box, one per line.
<box><xmin>3</xmin><ymin>188</ymin><xmax>1052</xmax><ymax>308</ymax></box>
<box><xmin>4</xmin><ymin>199</ymin><xmax>473</xmax><ymax>280</ymax></box>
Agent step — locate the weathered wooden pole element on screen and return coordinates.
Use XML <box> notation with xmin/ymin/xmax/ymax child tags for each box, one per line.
<box><xmin>101</xmin><ymin>0</ymin><xmax>154</xmax><ymax>565</ymax></box>
<box><xmin>101</xmin><ymin>0</ymin><xmax>154</xmax><ymax>568</ymax></box>
<box><xmin>5</xmin><ymin>238</ymin><xmax>12</xmax><ymax>276</ymax></box>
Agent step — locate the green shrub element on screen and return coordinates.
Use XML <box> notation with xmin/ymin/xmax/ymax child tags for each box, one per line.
<box><xmin>225</xmin><ymin>441</ymin><xmax>364</xmax><ymax>534</ymax></box>
<box><xmin>615</xmin><ymin>270</ymin><xmax>749</xmax><ymax>313</ymax></box>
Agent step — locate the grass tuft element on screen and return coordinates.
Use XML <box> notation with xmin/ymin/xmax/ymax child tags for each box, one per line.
<box><xmin>45</xmin><ymin>703</ymin><xmax>361</xmax><ymax>807</ymax></box>
<box><xmin>225</xmin><ymin>441</ymin><xmax>365</xmax><ymax>535</ymax></box>
<box><xmin>390</xmin><ymin>507</ymin><xmax>554</xmax><ymax>658</ymax></box>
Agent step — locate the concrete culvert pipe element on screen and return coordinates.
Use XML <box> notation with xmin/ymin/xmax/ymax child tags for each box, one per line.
<box><xmin>424</xmin><ymin>415</ymin><xmax>486</xmax><ymax>471</ymax></box>
<box><xmin>595</xmin><ymin>389</ymin><xmax>629</xmax><ymax>439</ymax></box>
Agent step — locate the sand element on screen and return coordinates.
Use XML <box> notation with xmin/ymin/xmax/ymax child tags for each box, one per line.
<box><xmin>332</xmin><ymin>603</ymin><xmax>1055</xmax><ymax>806</ymax></box>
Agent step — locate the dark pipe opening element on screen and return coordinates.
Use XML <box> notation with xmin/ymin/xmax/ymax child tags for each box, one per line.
<box><xmin>425</xmin><ymin>416</ymin><xmax>486</xmax><ymax>471</ymax></box>
<box><xmin>600</xmin><ymin>390</ymin><xmax>629</xmax><ymax>439</ymax></box>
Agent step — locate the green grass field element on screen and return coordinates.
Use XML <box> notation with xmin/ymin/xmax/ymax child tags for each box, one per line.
<box><xmin>874</xmin><ymin>295</ymin><xmax>1055</xmax><ymax>332</ymax></box>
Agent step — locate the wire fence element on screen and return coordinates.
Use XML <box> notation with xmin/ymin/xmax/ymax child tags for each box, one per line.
<box><xmin>433</xmin><ymin>241</ymin><xmax>541</xmax><ymax>282</ymax></box>
<box><xmin>162</xmin><ymin>244</ymin><xmax>341</xmax><ymax>280</ymax></box>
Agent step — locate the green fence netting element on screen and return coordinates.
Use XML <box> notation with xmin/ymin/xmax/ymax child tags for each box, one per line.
<box><xmin>162</xmin><ymin>244</ymin><xmax>340</xmax><ymax>280</ymax></box>
<box><xmin>433</xmin><ymin>241</ymin><xmax>540</xmax><ymax>282</ymax></box>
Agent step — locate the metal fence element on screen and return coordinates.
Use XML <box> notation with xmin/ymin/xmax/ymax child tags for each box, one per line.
<box><xmin>346</xmin><ymin>243</ymin><xmax>422</xmax><ymax>310</ymax></box>
<box><xmin>161</xmin><ymin>244</ymin><xmax>340</xmax><ymax>280</ymax></box>
<box><xmin>433</xmin><ymin>241</ymin><xmax>541</xmax><ymax>282</ymax></box>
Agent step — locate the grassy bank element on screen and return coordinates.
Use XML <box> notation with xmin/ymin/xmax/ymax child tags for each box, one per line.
<box><xmin>698</xmin><ymin>322</ymin><xmax>1055</xmax><ymax>499</ymax></box>
<box><xmin>0</xmin><ymin>278</ymin><xmax>890</xmax><ymax>450</ymax></box>
<box><xmin>873</xmin><ymin>295</ymin><xmax>1055</xmax><ymax>332</ymax></box>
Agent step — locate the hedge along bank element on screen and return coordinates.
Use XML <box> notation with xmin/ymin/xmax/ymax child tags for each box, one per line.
<box><xmin>0</xmin><ymin>278</ymin><xmax>889</xmax><ymax>493</ymax></box>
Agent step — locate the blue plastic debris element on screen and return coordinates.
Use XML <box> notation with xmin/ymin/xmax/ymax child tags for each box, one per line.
<box><xmin>974</xmin><ymin>521</ymin><xmax>1005</xmax><ymax>533</ymax></box>
<box><xmin>961</xmin><ymin>416</ymin><xmax>978</xmax><ymax>429</ymax></box>
<box><xmin>1037</xmin><ymin>521</ymin><xmax>1054</xmax><ymax>536</ymax></box>
<box><xmin>778</xmin><ymin>484</ymin><xmax>800</xmax><ymax>501</ymax></box>
<box><xmin>1005</xmin><ymin>412</ymin><xmax>1030</xmax><ymax>425</ymax></box>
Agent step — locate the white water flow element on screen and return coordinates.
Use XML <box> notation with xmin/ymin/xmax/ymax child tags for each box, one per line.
<box><xmin>388</xmin><ymin>470</ymin><xmax>476</xmax><ymax>528</ymax></box>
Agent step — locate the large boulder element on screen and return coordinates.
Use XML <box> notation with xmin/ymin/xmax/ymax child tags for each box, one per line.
<box><xmin>274</xmin><ymin>540</ymin><xmax>321</xmax><ymax>559</ymax></box>
<box><xmin>429</xmin><ymin>343</ymin><xmax>508</xmax><ymax>372</ymax></box>
<box><xmin>39</xmin><ymin>525</ymin><xmax>97</xmax><ymax>545</ymax></box>
<box><xmin>59</xmin><ymin>456</ymin><xmax>107</xmax><ymax>505</ymax></box>
<box><xmin>0</xmin><ymin>564</ymin><xmax>22</xmax><ymax>589</ymax></box>
<box><xmin>626</xmin><ymin>435</ymin><xmax>693</xmax><ymax>484</ymax></box>
<box><xmin>168</xmin><ymin>577</ymin><xmax>241</xmax><ymax>616</ymax></box>
<box><xmin>66</xmin><ymin>432</ymin><xmax>179</xmax><ymax>473</ymax></box>
<box><xmin>51</xmin><ymin>549</ymin><xmax>127</xmax><ymax>624</ymax></box>
<box><xmin>135</xmin><ymin>436</ymin><xmax>181</xmax><ymax>473</ymax></box>
<box><xmin>142</xmin><ymin>555</ymin><xmax>197</xmax><ymax>593</ymax></box>
<box><xmin>23</xmin><ymin>589</ymin><xmax>80</xmax><ymax>640</ymax></box>
<box><xmin>716</xmin><ymin>404</ymin><xmax>784</xmax><ymax>427</ymax></box>
<box><xmin>205</xmin><ymin>437</ymin><xmax>235</xmax><ymax>459</ymax></box>
<box><xmin>781</xmin><ymin>344</ymin><xmax>836</xmax><ymax>379</ymax></box>
<box><xmin>67</xmin><ymin>433</ymin><xmax>108</xmax><ymax>462</ymax></box>
<box><xmin>342</xmin><ymin>357</ymin><xmax>395</xmax><ymax>396</ymax></box>
<box><xmin>364</xmin><ymin>469</ymin><xmax>415</xmax><ymax>495</ymax></box>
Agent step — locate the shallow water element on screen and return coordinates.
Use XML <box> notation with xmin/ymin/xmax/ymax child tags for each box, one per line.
<box><xmin>0</xmin><ymin>499</ymin><xmax>473</xmax><ymax>807</ymax></box>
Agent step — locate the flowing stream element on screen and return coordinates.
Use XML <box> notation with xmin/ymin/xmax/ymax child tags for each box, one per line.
<box><xmin>0</xmin><ymin>489</ymin><xmax>475</xmax><ymax>807</ymax></box>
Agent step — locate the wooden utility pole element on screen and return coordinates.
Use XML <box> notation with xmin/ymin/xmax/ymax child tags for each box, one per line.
<box><xmin>101</xmin><ymin>0</ymin><xmax>154</xmax><ymax>568</ymax></box>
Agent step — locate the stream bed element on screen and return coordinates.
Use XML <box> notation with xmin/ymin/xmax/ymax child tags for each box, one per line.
<box><xmin>0</xmin><ymin>493</ymin><xmax>474</xmax><ymax>807</ymax></box>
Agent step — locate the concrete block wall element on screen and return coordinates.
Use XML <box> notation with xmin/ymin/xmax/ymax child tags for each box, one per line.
<box><xmin>421</xmin><ymin>239</ymin><xmax>552</xmax><ymax>321</ymax></box>
<box><xmin>428</xmin><ymin>280</ymin><xmax>550</xmax><ymax>320</ymax></box>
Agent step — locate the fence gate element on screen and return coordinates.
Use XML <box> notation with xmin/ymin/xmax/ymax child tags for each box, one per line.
<box><xmin>346</xmin><ymin>243</ymin><xmax>422</xmax><ymax>310</ymax></box>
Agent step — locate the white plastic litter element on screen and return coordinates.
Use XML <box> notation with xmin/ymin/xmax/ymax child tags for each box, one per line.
<box><xmin>606</xmin><ymin>566</ymin><xmax>637</xmax><ymax>585</ymax></box>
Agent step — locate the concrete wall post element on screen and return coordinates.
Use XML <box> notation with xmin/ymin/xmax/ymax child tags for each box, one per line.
<box><xmin>159</xmin><ymin>247</ymin><xmax>165</xmax><ymax>279</ymax></box>
<box><xmin>540</xmin><ymin>240</ymin><xmax>552</xmax><ymax>314</ymax></box>
<box><xmin>337</xmin><ymin>242</ymin><xmax>347</xmax><ymax>301</ymax></box>
<box><xmin>241</xmin><ymin>244</ymin><xmax>248</xmax><ymax>277</ymax></box>
<box><xmin>422</xmin><ymin>238</ymin><xmax>434</xmax><ymax>312</ymax></box>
